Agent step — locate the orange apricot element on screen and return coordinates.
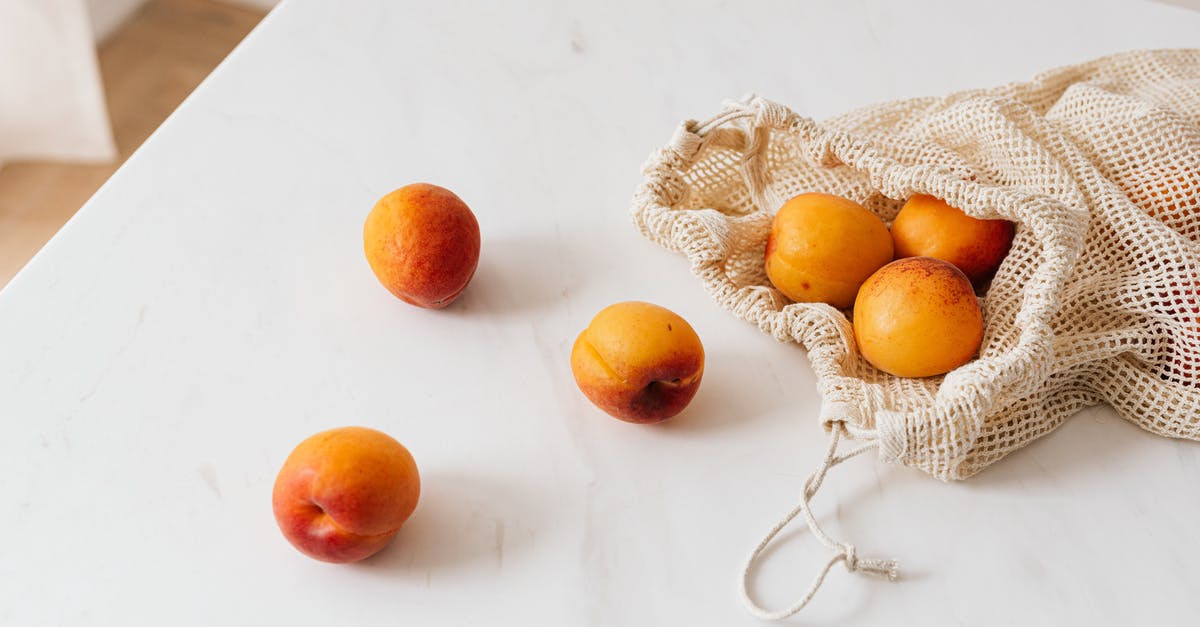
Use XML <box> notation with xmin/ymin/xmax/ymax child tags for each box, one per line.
<box><xmin>890</xmin><ymin>194</ymin><xmax>1014</xmax><ymax>286</ymax></box>
<box><xmin>853</xmin><ymin>257</ymin><xmax>984</xmax><ymax>378</ymax></box>
<box><xmin>764</xmin><ymin>193</ymin><xmax>893</xmax><ymax>308</ymax></box>
<box><xmin>364</xmin><ymin>183</ymin><xmax>480</xmax><ymax>309</ymax></box>
<box><xmin>272</xmin><ymin>427</ymin><xmax>420</xmax><ymax>563</ymax></box>
<box><xmin>570</xmin><ymin>302</ymin><xmax>704</xmax><ymax>424</ymax></box>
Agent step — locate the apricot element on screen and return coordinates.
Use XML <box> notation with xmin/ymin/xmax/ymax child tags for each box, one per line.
<box><xmin>853</xmin><ymin>257</ymin><xmax>984</xmax><ymax>378</ymax></box>
<box><xmin>765</xmin><ymin>193</ymin><xmax>893</xmax><ymax>308</ymax></box>
<box><xmin>891</xmin><ymin>194</ymin><xmax>1014</xmax><ymax>286</ymax></box>
<box><xmin>364</xmin><ymin>183</ymin><xmax>480</xmax><ymax>309</ymax></box>
<box><xmin>1141</xmin><ymin>171</ymin><xmax>1195</xmax><ymax>218</ymax></box>
<box><xmin>272</xmin><ymin>426</ymin><xmax>420</xmax><ymax>563</ymax></box>
<box><xmin>570</xmin><ymin>301</ymin><xmax>704</xmax><ymax>423</ymax></box>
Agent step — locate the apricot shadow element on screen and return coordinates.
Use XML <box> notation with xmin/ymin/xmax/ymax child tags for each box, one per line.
<box><xmin>352</xmin><ymin>471</ymin><xmax>543</xmax><ymax>577</ymax></box>
<box><xmin>440</xmin><ymin>233</ymin><xmax>572</xmax><ymax>318</ymax></box>
<box><xmin>963</xmin><ymin>407</ymin><xmax>1157</xmax><ymax>490</ymax></box>
<box><xmin>656</xmin><ymin>349</ymin><xmax>778</xmax><ymax>435</ymax></box>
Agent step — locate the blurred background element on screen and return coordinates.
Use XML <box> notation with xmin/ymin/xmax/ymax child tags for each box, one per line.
<box><xmin>0</xmin><ymin>0</ymin><xmax>276</xmax><ymax>287</ymax></box>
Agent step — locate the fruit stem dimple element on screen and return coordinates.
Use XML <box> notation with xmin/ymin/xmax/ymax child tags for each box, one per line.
<box><xmin>648</xmin><ymin>376</ymin><xmax>689</xmax><ymax>390</ymax></box>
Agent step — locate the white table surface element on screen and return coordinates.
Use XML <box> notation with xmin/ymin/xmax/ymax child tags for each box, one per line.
<box><xmin>3</xmin><ymin>0</ymin><xmax>1200</xmax><ymax>624</ymax></box>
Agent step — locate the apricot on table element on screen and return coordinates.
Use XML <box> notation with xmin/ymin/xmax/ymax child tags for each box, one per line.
<box><xmin>364</xmin><ymin>183</ymin><xmax>480</xmax><ymax>309</ymax></box>
<box><xmin>890</xmin><ymin>194</ymin><xmax>1014</xmax><ymax>286</ymax></box>
<box><xmin>570</xmin><ymin>301</ymin><xmax>704</xmax><ymax>424</ymax></box>
<box><xmin>273</xmin><ymin>426</ymin><xmax>420</xmax><ymax>563</ymax></box>
<box><xmin>853</xmin><ymin>257</ymin><xmax>984</xmax><ymax>378</ymax></box>
<box><xmin>765</xmin><ymin>192</ymin><xmax>893</xmax><ymax>308</ymax></box>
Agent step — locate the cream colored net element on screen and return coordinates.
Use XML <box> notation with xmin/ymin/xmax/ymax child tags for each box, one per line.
<box><xmin>633</xmin><ymin>49</ymin><xmax>1200</xmax><ymax>482</ymax></box>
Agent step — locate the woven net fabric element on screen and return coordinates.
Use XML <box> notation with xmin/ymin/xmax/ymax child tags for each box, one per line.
<box><xmin>633</xmin><ymin>49</ymin><xmax>1200</xmax><ymax>481</ymax></box>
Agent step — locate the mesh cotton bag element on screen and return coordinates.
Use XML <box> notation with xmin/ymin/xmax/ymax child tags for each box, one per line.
<box><xmin>631</xmin><ymin>49</ymin><xmax>1200</xmax><ymax>619</ymax></box>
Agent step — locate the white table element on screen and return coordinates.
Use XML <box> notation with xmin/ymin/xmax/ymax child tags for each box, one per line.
<box><xmin>3</xmin><ymin>1</ymin><xmax>1200</xmax><ymax>624</ymax></box>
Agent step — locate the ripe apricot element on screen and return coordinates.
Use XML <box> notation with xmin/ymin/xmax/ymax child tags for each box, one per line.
<box><xmin>1120</xmin><ymin>167</ymin><xmax>1200</xmax><ymax>240</ymax></box>
<box><xmin>570</xmin><ymin>301</ymin><xmax>704</xmax><ymax>423</ymax></box>
<box><xmin>890</xmin><ymin>194</ymin><xmax>1014</xmax><ymax>286</ymax></box>
<box><xmin>853</xmin><ymin>257</ymin><xmax>984</xmax><ymax>378</ymax></box>
<box><xmin>272</xmin><ymin>427</ymin><xmax>420</xmax><ymax>563</ymax></box>
<box><xmin>1141</xmin><ymin>171</ymin><xmax>1196</xmax><ymax>218</ymax></box>
<box><xmin>765</xmin><ymin>193</ymin><xmax>893</xmax><ymax>308</ymax></box>
<box><xmin>364</xmin><ymin>183</ymin><xmax>480</xmax><ymax>309</ymax></box>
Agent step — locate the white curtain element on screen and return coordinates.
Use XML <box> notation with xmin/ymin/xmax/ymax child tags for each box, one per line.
<box><xmin>0</xmin><ymin>0</ymin><xmax>116</xmax><ymax>168</ymax></box>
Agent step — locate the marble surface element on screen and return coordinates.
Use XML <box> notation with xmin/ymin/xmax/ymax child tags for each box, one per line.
<box><xmin>3</xmin><ymin>0</ymin><xmax>1200</xmax><ymax>624</ymax></box>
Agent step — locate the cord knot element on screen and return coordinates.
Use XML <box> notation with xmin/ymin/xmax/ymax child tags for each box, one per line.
<box><xmin>841</xmin><ymin>544</ymin><xmax>859</xmax><ymax>571</ymax></box>
<box><xmin>841</xmin><ymin>542</ymin><xmax>899</xmax><ymax>580</ymax></box>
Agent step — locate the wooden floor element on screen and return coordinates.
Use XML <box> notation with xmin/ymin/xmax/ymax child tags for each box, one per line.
<box><xmin>0</xmin><ymin>0</ymin><xmax>265</xmax><ymax>287</ymax></box>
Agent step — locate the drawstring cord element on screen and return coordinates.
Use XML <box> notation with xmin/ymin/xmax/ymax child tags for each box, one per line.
<box><xmin>740</xmin><ymin>426</ymin><xmax>899</xmax><ymax>621</ymax></box>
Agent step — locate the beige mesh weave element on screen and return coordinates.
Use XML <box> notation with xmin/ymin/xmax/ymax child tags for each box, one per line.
<box><xmin>633</xmin><ymin>49</ymin><xmax>1200</xmax><ymax>481</ymax></box>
